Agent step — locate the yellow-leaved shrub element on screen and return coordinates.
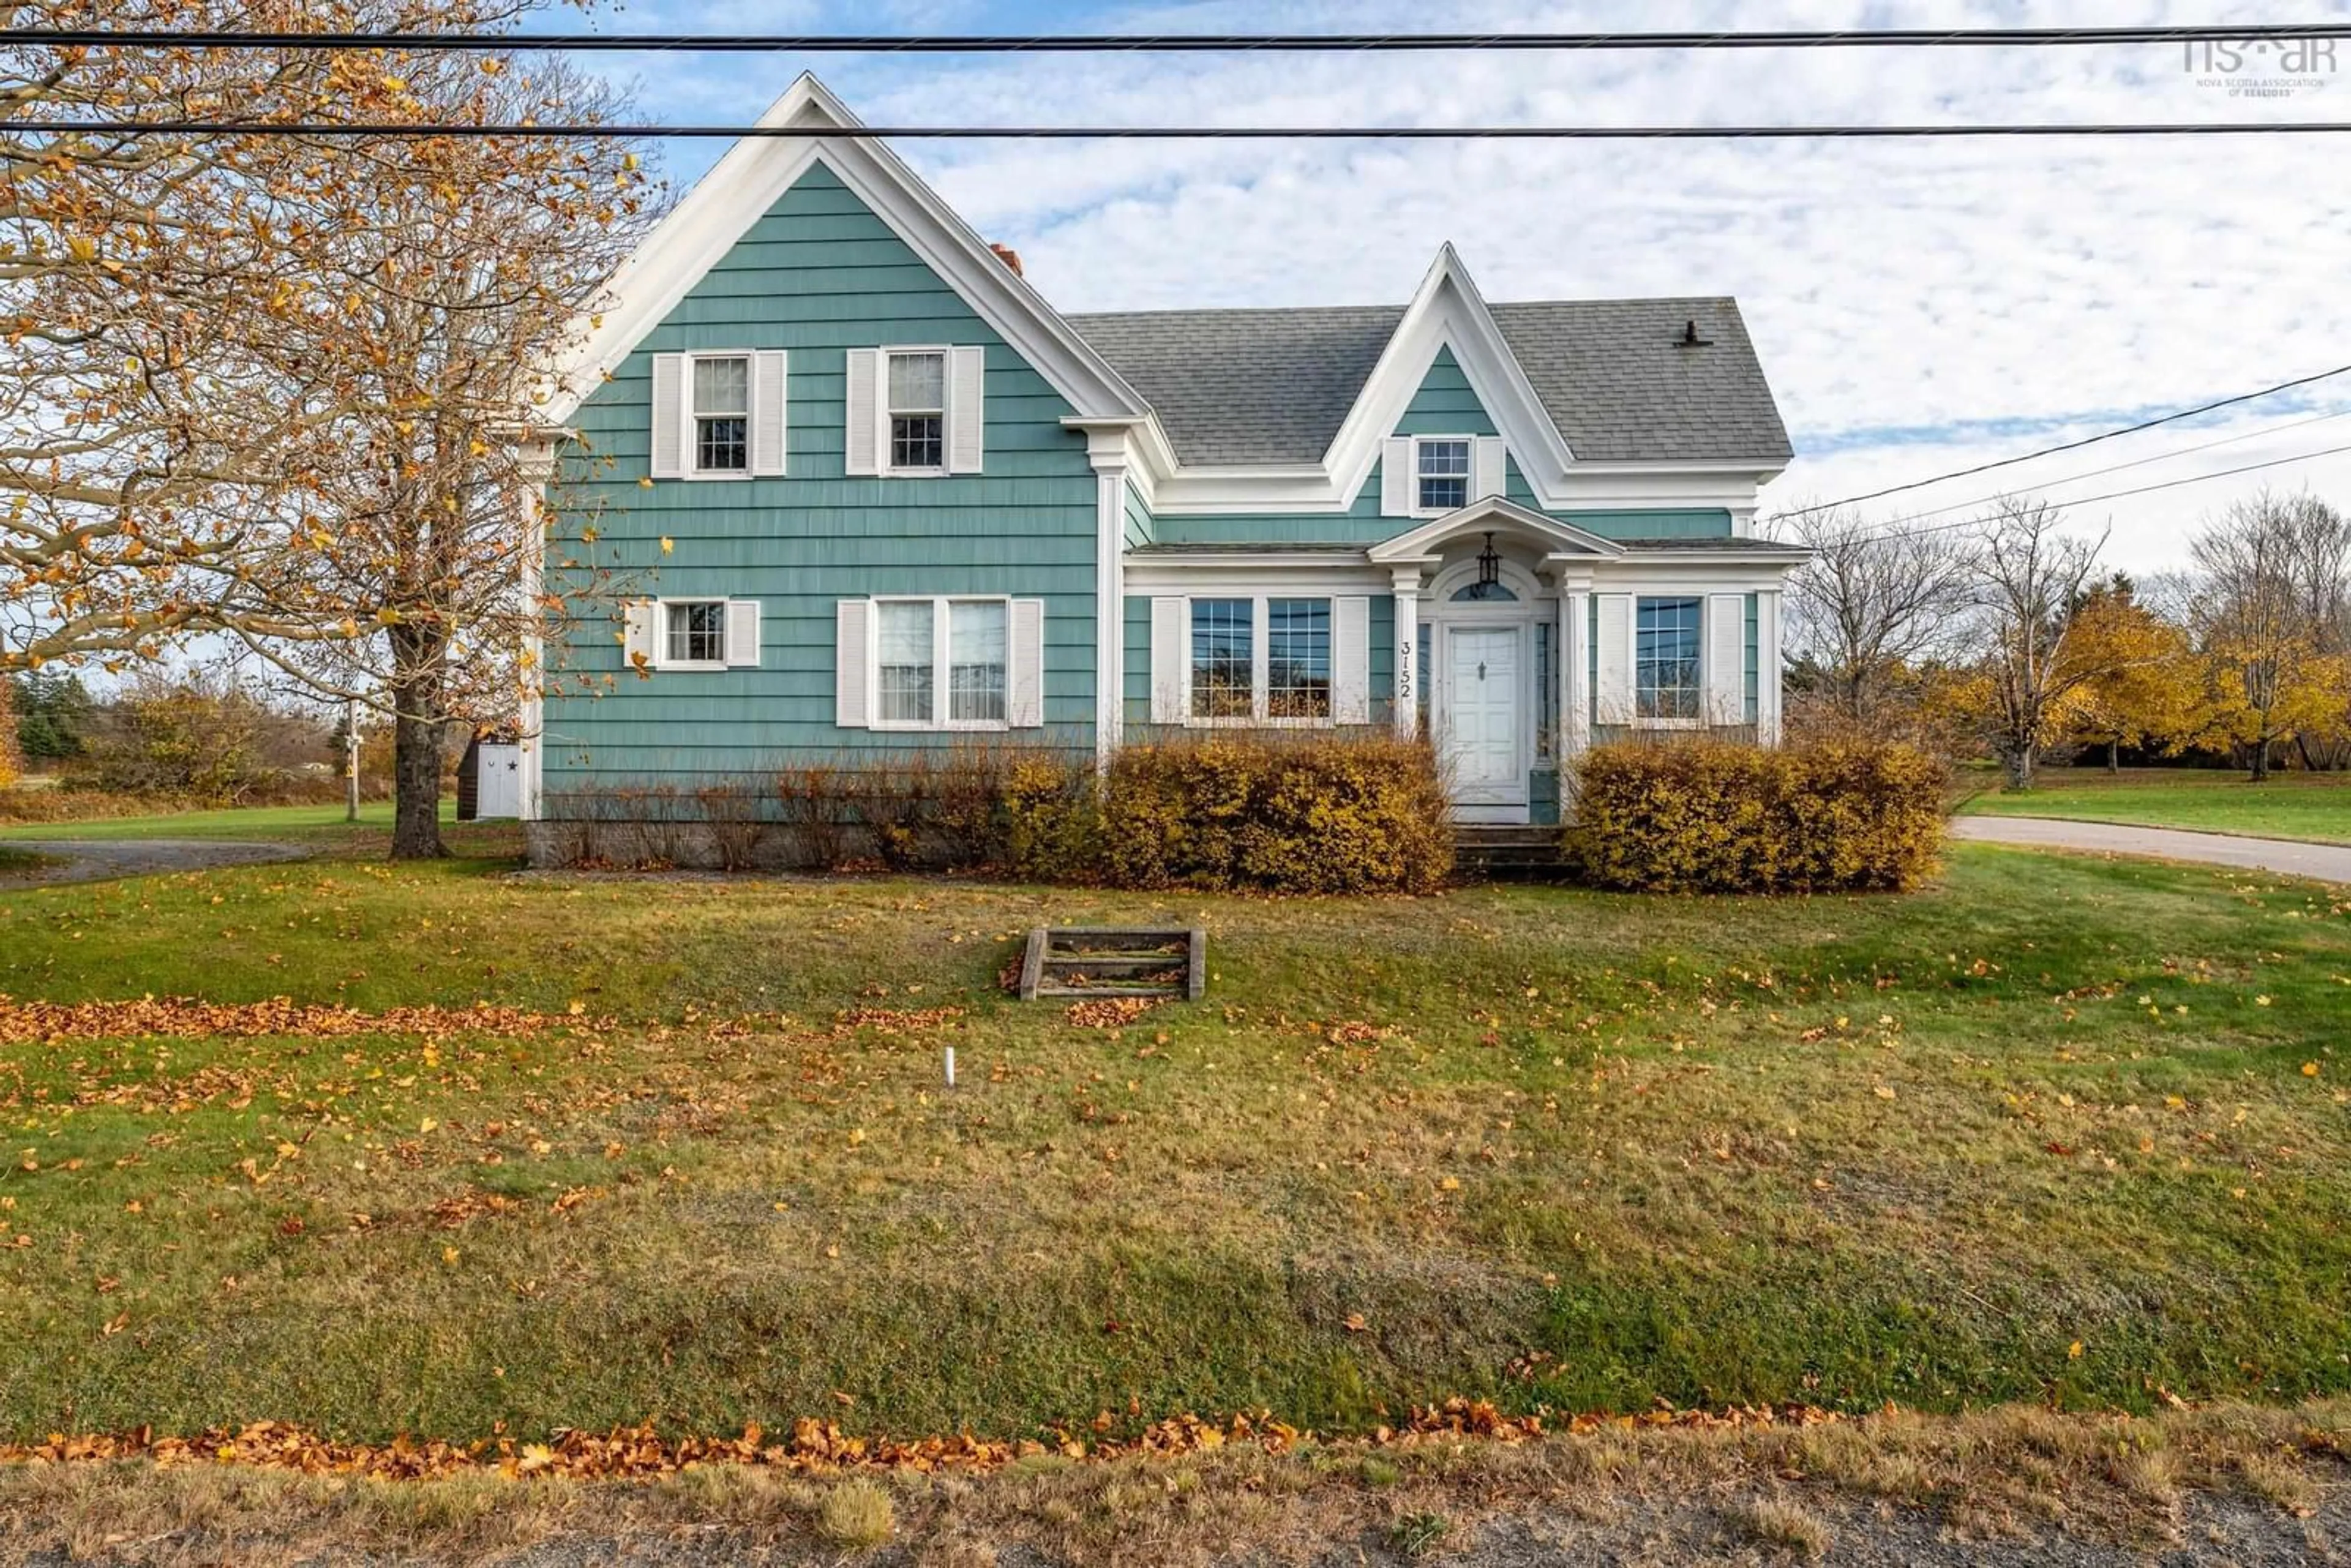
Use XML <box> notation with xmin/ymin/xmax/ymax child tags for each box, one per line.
<box><xmin>1005</xmin><ymin>733</ymin><xmax>1453</xmax><ymax>895</ymax></box>
<box><xmin>1568</xmin><ymin>738</ymin><xmax>1947</xmax><ymax>893</ymax></box>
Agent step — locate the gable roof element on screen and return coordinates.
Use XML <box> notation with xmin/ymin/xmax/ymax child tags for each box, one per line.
<box><xmin>536</xmin><ymin>73</ymin><xmax>1147</xmax><ymax>429</ymax></box>
<box><xmin>1067</xmin><ymin>295</ymin><xmax>1792</xmax><ymax>468</ymax></box>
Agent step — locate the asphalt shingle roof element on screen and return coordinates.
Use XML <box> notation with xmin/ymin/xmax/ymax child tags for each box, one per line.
<box><xmin>1064</xmin><ymin>297</ymin><xmax>1792</xmax><ymax>468</ymax></box>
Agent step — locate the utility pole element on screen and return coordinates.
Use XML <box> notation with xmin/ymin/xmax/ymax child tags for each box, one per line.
<box><xmin>345</xmin><ymin>697</ymin><xmax>361</xmax><ymax>823</ymax></box>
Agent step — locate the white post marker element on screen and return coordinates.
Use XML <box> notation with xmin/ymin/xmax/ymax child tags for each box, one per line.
<box><xmin>944</xmin><ymin>1046</ymin><xmax>956</xmax><ymax>1089</ymax></box>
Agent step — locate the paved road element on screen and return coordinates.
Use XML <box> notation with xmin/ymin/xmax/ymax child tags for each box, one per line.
<box><xmin>0</xmin><ymin>838</ymin><xmax>310</xmax><ymax>887</ymax></box>
<box><xmin>1954</xmin><ymin>814</ymin><xmax>2351</xmax><ymax>883</ymax></box>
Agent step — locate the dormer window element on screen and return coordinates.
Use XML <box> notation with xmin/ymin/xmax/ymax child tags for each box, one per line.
<box><xmin>1415</xmin><ymin>438</ymin><xmax>1471</xmax><ymax>512</ymax></box>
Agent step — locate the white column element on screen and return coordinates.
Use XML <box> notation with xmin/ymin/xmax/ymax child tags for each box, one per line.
<box><xmin>1758</xmin><ymin>589</ymin><xmax>1784</xmax><ymax>745</ymax></box>
<box><xmin>1390</xmin><ymin>565</ymin><xmax>1422</xmax><ymax>738</ymax></box>
<box><xmin>515</xmin><ymin>437</ymin><xmax>560</xmax><ymax>824</ymax></box>
<box><xmin>1093</xmin><ymin>465</ymin><xmax>1127</xmax><ymax>763</ymax></box>
<box><xmin>1562</xmin><ymin>587</ymin><xmax>1591</xmax><ymax>758</ymax></box>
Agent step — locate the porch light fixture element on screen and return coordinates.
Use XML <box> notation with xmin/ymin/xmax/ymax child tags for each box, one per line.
<box><xmin>1475</xmin><ymin>531</ymin><xmax>1501</xmax><ymax>591</ymax></box>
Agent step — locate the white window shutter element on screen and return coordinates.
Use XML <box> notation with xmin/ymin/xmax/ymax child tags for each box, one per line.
<box><xmin>1594</xmin><ymin>593</ymin><xmax>1633</xmax><ymax>725</ymax></box>
<box><xmin>648</xmin><ymin>353</ymin><xmax>684</xmax><ymax>479</ymax></box>
<box><xmin>1381</xmin><ymin>436</ymin><xmax>1414</xmax><ymax>516</ymax></box>
<box><xmin>622</xmin><ymin>599</ymin><xmax>656</xmax><ymax>673</ymax></box>
<box><xmin>749</xmin><ymin>350</ymin><xmax>787</xmax><ymax>477</ymax></box>
<box><xmin>948</xmin><ymin>345</ymin><xmax>986</xmax><ymax>473</ymax></box>
<box><xmin>835</xmin><ymin>599</ymin><xmax>871</xmax><ymax>726</ymax></box>
<box><xmin>1706</xmin><ymin>593</ymin><xmax>1745</xmax><ymax>726</ymax></box>
<box><xmin>1332</xmin><ymin>596</ymin><xmax>1371</xmax><ymax>725</ymax></box>
<box><xmin>725</xmin><ymin>599</ymin><xmax>762</xmax><ymax>667</ymax></box>
<box><xmin>1008</xmin><ymin>597</ymin><xmax>1045</xmax><ymax>728</ymax></box>
<box><xmin>1473</xmin><ymin>436</ymin><xmax>1505</xmax><ymax>501</ymax></box>
<box><xmin>1149</xmin><ymin>596</ymin><xmax>1187</xmax><ymax>724</ymax></box>
<box><xmin>843</xmin><ymin>348</ymin><xmax>879</xmax><ymax>476</ymax></box>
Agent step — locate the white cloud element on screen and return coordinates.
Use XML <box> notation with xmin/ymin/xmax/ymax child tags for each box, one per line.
<box><xmin>592</xmin><ymin>0</ymin><xmax>2351</xmax><ymax>571</ymax></box>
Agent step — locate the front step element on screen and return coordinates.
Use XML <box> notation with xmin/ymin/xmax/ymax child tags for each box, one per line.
<box><xmin>1453</xmin><ymin>826</ymin><xmax>1570</xmax><ymax>882</ymax></box>
<box><xmin>1019</xmin><ymin>927</ymin><xmax>1206</xmax><ymax>1001</ymax></box>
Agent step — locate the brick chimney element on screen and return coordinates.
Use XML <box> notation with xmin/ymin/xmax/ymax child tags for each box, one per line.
<box><xmin>989</xmin><ymin>242</ymin><xmax>1024</xmax><ymax>277</ymax></box>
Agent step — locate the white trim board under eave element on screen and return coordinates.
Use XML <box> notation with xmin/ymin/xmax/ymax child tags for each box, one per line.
<box><xmin>534</xmin><ymin>74</ymin><xmax>1146</xmax><ymax>431</ymax></box>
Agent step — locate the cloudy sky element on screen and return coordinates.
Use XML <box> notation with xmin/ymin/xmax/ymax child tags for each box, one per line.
<box><xmin>576</xmin><ymin>0</ymin><xmax>2351</xmax><ymax>571</ymax></box>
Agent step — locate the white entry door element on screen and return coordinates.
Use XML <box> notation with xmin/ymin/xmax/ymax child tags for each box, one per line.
<box><xmin>1444</xmin><ymin>625</ymin><xmax>1525</xmax><ymax>812</ymax></box>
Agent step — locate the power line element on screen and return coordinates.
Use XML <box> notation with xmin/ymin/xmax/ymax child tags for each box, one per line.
<box><xmin>12</xmin><ymin>23</ymin><xmax>2351</xmax><ymax>52</ymax></box>
<box><xmin>10</xmin><ymin>119</ymin><xmax>2351</xmax><ymax>140</ymax></box>
<box><xmin>1781</xmin><ymin>362</ymin><xmax>2351</xmax><ymax>517</ymax></box>
<box><xmin>1823</xmin><ymin>438</ymin><xmax>2351</xmax><ymax>546</ymax></box>
<box><xmin>1851</xmin><ymin>407</ymin><xmax>2351</xmax><ymax>533</ymax></box>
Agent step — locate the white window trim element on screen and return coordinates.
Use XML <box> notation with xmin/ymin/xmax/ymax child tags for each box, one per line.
<box><xmin>1182</xmin><ymin>594</ymin><xmax>1338</xmax><ymax>729</ymax></box>
<box><xmin>683</xmin><ymin>350</ymin><xmax>753</xmax><ymax>481</ymax></box>
<box><xmin>1409</xmin><ymin>434</ymin><xmax>1476</xmax><ymax>519</ymax></box>
<box><xmin>880</xmin><ymin>345</ymin><xmax>951</xmax><ymax>479</ymax></box>
<box><xmin>867</xmin><ymin>594</ymin><xmax>1013</xmax><ymax>732</ymax></box>
<box><xmin>1630</xmin><ymin>593</ymin><xmax>1707</xmax><ymax>730</ymax></box>
<box><xmin>654</xmin><ymin>597</ymin><xmax>729</xmax><ymax>672</ymax></box>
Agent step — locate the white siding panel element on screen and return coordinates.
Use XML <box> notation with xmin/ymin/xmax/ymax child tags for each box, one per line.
<box><xmin>1149</xmin><ymin>596</ymin><xmax>1187</xmax><ymax>724</ymax></box>
<box><xmin>1472</xmin><ymin>435</ymin><xmax>1505</xmax><ymax>501</ymax></box>
<box><xmin>648</xmin><ymin>354</ymin><xmax>684</xmax><ymax>479</ymax></box>
<box><xmin>1594</xmin><ymin>593</ymin><xmax>1633</xmax><ymax>726</ymax></box>
<box><xmin>842</xmin><ymin>348</ymin><xmax>879</xmax><ymax>476</ymax></box>
<box><xmin>834</xmin><ymin>599</ymin><xmax>871</xmax><ymax>727</ymax></box>
<box><xmin>1008</xmin><ymin>597</ymin><xmax>1045</xmax><ymax>728</ymax></box>
<box><xmin>1333</xmin><ymin>595</ymin><xmax>1371</xmax><ymax>725</ymax></box>
<box><xmin>725</xmin><ymin>599</ymin><xmax>762</xmax><ymax>667</ymax></box>
<box><xmin>1381</xmin><ymin>436</ymin><xmax>1414</xmax><ymax>516</ymax></box>
<box><xmin>749</xmin><ymin>350</ymin><xmax>787</xmax><ymax>476</ymax></box>
<box><xmin>948</xmin><ymin>344</ymin><xmax>986</xmax><ymax>473</ymax></box>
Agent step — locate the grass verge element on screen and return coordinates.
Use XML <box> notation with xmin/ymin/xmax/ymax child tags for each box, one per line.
<box><xmin>1960</xmin><ymin>767</ymin><xmax>2351</xmax><ymax>844</ymax></box>
<box><xmin>2</xmin><ymin>1401</ymin><xmax>2342</xmax><ymax>1566</ymax></box>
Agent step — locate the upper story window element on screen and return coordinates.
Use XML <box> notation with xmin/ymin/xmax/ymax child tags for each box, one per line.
<box><xmin>1636</xmin><ymin>596</ymin><xmax>1703</xmax><ymax>721</ymax></box>
<box><xmin>887</xmin><ymin>350</ymin><xmax>947</xmax><ymax>472</ymax></box>
<box><xmin>692</xmin><ymin>356</ymin><xmax>749</xmax><ymax>474</ymax></box>
<box><xmin>665</xmin><ymin>600</ymin><xmax>727</xmax><ymax>667</ymax></box>
<box><xmin>1416</xmin><ymin>438</ymin><xmax>1470</xmax><ymax>512</ymax></box>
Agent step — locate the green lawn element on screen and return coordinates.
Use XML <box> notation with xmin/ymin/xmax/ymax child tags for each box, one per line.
<box><xmin>1</xmin><ymin>846</ymin><xmax>2346</xmax><ymax>1449</ymax></box>
<box><xmin>0</xmin><ymin>798</ymin><xmax>453</xmax><ymax>844</ymax></box>
<box><xmin>1961</xmin><ymin>767</ymin><xmax>2351</xmax><ymax>844</ymax></box>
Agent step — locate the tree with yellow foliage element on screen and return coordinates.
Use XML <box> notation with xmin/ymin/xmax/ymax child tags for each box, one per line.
<box><xmin>2064</xmin><ymin>577</ymin><xmax>2200</xmax><ymax>771</ymax></box>
<box><xmin>2186</xmin><ymin>493</ymin><xmax>2351</xmax><ymax>781</ymax></box>
<box><xmin>0</xmin><ymin>677</ymin><xmax>18</xmax><ymax>788</ymax></box>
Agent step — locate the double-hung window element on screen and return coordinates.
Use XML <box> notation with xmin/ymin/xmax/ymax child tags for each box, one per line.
<box><xmin>1415</xmin><ymin>438</ymin><xmax>1470</xmax><ymax>512</ymax></box>
<box><xmin>1190</xmin><ymin>598</ymin><xmax>1254</xmax><ymax>721</ymax></box>
<box><xmin>691</xmin><ymin>355</ymin><xmax>749</xmax><ymax>475</ymax></box>
<box><xmin>1635</xmin><ymin>596</ymin><xmax>1703</xmax><ymax>721</ymax></box>
<box><xmin>1188</xmin><ymin>596</ymin><xmax>1334</xmax><ymax>724</ymax></box>
<box><xmin>886</xmin><ymin>350</ymin><xmax>947</xmax><ymax>473</ymax></box>
<box><xmin>875</xmin><ymin>597</ymin><xmax>1008</xmax><ymax>728</ymax></box>
<box><xmin>1265</xmin><ymin>598</ymin><xmax>1332</xmax><ymax>721</ymax></box>
<box><xmin>664</xmin><ymin>600</ymin><xmax>727</xmax><ymax>668</ymax></box>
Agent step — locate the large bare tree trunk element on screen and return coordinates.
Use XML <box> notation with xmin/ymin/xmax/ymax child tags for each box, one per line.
<box><xmin>388</xmin><ymin>627</ymin><xmax>448</xmax><ymax>860</ymax></box>
<box><xmin>2003</xmin><ymin>748</ymin><xmax>2035</xmax><ymax>790</ymax></box>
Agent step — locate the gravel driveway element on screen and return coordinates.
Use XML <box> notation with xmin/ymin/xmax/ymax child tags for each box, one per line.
<box><xmin>0</xmin><ymin>838</ymin><xmax>310</xmax><ymax>887</ymax></box>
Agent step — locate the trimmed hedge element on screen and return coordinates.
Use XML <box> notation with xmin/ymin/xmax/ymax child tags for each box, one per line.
<box><xmin>1046</xmin><ymin>732</ymin><xmax>1453</xmax><ymax>895</ymax></box>
<box><xmin>539</xmin><ymin>733</ymin><xmax>1454</xmax><ymax>895</ymax></box>
<box><xmin>1568</xmin><ymin>738</ymin><xmax>1947</xmax><ymax>893</ymax></box>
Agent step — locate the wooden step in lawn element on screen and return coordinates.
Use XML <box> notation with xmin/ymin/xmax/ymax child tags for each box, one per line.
<box><xmin>1018</xmin><ymin>927</ymin><xmax>1206</xmax><ymax>1002</ymax></box>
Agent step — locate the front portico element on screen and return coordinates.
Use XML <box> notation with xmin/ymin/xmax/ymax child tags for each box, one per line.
<box><xmin>1373</xmin><ymin>497</ymin><xmax>1794</xmax><ymax>825</ymax></box>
